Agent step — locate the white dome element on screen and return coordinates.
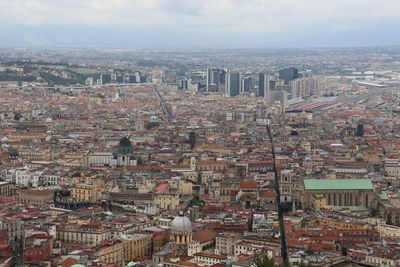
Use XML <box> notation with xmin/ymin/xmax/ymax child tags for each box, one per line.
<box><xmin>1</xmin><ymin>136</ymin><xmax>8</xmax><ymax>143</ymax></box>
<box><xmin>171</xmin><ymin>214</ymin><xmax>192</xmax><ymax>233</ymax></box>
<box><xmin>45</xmin><ymin>117</ymin><xmax>53</xmax><ymax>122</ymax></box>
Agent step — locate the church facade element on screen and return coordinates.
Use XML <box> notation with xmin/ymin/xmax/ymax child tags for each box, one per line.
<box><xmin>111</xmin><ymin>137</ymin><xmax>138</xmax><ymax>167</ymax></box>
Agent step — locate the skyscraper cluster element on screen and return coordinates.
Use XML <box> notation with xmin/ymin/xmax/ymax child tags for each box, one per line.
<box><xmin>206</xmin><ymin>67</ymin><xmax>323</xmax><ymax>105</ymax></box>
<box><xmin>206</xmin><ymin>68</ymin><xmax>252</xmax><ymax>97</ymax></box>
<box><xmin>278</xmin><ymin>67</ymin><xmax>299</xmax><ymax>85</ymax></box>
<box><xmin>291</xmin><ymin>76</ymin><xmax>323</xmax><ymax>98</ymax></box>
<box><xmin>206</xmin><ymin>68</ymin><xmax>226</xmax><ymax>93</ymax></box>
<box><xmin>99</xmin><ymin>71</ymin><xmax>145</xmax><ymax>85</ymax></box>
<box><xmin>260</xmin><ymin>68</ymin><xmax>323</xmax><ymax>105</ymax></box>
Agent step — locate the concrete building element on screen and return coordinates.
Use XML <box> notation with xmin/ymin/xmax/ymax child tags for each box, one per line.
<box><xmin>192</xmin><ymin>252</ymin><xmax>227</xmax><ymax>266</ymax></box>
<box><xmin>88</xmin><ymin>152</ymin><xmax>112</xmax><ymax>167</ymax></box>
<box><xmin>215</xmin><ymin>232</ymin><xmax>240</xmax><ymax>256</ymax></box>
<box><xmin>291</xmin><ymin>76</ymin><xmax>323</xmax><ymax>98</ymax></box>
<box><xmin>57</xmin><ymin>224</ymin><xmax>112</xmax><ymax>248</ymax></box>
<box><xmin>0</xmin><ymin>182</ymin><xmax>12</xmax><ymax>196</ymax></box>
<box><xmin>18</xmin><ymin>189</ymin><xmax>54</xmax><ymax>207</ymax></box>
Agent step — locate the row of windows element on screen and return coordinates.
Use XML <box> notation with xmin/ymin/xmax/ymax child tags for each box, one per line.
<box><xmin>73</xmin><ymin>189</ymin><xmax>92</xmax><ymax>194</ymax></box>
<box><xmin>197</xmin><ymin>165</ymin><xmax>227</xmax><ymax>171</ymax></box>
<box><xmin>41</xmin><ymin>177</ymin><xmax>59</xmax><ymax>181</ymax></box>
<box><xmin>26</xmin><ymin>250</ymin><xmax>44</xmax><ymax>255</ymax></box>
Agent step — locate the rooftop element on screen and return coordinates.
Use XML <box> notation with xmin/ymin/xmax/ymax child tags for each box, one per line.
<box><xmin>304</xmin><ymin>179</ymin><xmax>373</xmax><ymax>190</ymax></box>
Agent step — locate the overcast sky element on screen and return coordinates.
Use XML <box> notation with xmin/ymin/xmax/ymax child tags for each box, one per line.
<box><xmin>0</xmin><ymin>0</ymin><xmax>399</xmax><ymax>48</ymax></box>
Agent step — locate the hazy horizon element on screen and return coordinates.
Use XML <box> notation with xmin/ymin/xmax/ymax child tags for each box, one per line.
<box><xmin>1</xmin><ymin>0</ymin><xmax>400</xmax><ymax>48</ymax></box>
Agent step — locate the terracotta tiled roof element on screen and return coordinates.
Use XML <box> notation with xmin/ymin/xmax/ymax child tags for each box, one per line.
<box><xmin>193</xmin><ymin>228</ymin><xmax>216</xmax><ymax>243</ymax></box>
<box><xmin>239</xmin><ymin>180</ymin><xmax>257</xmax><ymax>190</ymax></box>
<box><xmin>62</xmin><ymin>257</ymin><xmax>79</xmax><ymax>267</ymax></box>
<box><xmin>127</xmin><ymin>166</ymin><xmax>162</xmax><ymax>171</ymax></box>
<box><xmin>19</xmin><ymin>189</ymin><xmax>54</xmax><ymax>195</ymax></box>
<box><xmin>258</xmin><ymin>190</ymin><xmax>276</xmax><ymax>198</ymax></box>
<box><xmin>197</xmin><ymin>160</ymin><xmax>229</xmax><ymax>165</ymax></box>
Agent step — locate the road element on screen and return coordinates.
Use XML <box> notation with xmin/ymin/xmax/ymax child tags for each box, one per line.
<box><xmin>153</xmin><ymin>86</ymin><xmax>174</xmax><ymax>121</ymax></box>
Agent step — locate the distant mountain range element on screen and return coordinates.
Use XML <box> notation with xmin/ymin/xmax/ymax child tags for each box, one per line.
<box><xmin>1</xmin><ymin>23</ymin><xmax>399</xmax><ymax>48</ymax></box>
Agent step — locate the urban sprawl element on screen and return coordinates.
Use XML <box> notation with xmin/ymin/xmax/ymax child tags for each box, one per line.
<box><xmin>0</xmin><ymin>47</ymin><xmax>400</xmax><ymax>267</ymax></box>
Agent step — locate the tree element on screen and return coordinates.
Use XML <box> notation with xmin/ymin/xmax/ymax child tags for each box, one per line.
<box><xmin>253</xmin><ymin>254</ymin><xmax>275</xmax><ymax>267</ymax></box>
<box><xmin>298</xmin><ymin>260</ymin><xmax>312</xmax><ymax>267</ymax></box>
<box><xmin>14</xmin><ymin>113</ymin><xmax>22</xmax><ymax>121</ymax></box>
<box><xmin>387</xmin><ymin>213</ymin><xmax>393</xmax><ymax>225</ymax></box>
<box><xmin>370</xmin><ymin>208</ymin><xmax>378</xmax><ymax>217</ymax></box>
<box><xmin>253</xmin><ymin>257</ymin><xmax>312</xmax><ymax>267</ymax></box>
<box><xmin>189</xmin><ymin>199</ymin><xmax>205</xmax><ymax>207</ymax></box>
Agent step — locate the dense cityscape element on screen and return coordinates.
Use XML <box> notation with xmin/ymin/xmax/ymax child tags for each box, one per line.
<box><xmin>0</xmin><ymin>46</ymin><xmax>400</xmax><ymax>267</ymax></box>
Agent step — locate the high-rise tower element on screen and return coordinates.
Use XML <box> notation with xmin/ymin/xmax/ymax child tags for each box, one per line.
<box><xmin>225</xmin><ymin>71</ymin><xmax>240</xmax><ymax>97</ymax></box>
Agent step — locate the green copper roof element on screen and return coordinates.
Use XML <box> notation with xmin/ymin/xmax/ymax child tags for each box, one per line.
<box><xmin>378</xmin><ymin>193</ymin><xmax>389</xmax><ymax>200</ymax></box>
<box><xmin>332</xmin><ymin>206</ymin><xmax>368</xmax><ymax>211</ymax></box>
<box><xmin>132</xmin><ymin>136</ymin><xmax>155</xmax><ymax>142</ymax></box>
<box><xmin>113</xmin><ymin>137</ymin><xmax>134</xmax><ymax>155</ymax></box>
<box><xmin>304</xmin><ymin>179</ymin><xmax>373</xmax><ymax>190</ymax></box>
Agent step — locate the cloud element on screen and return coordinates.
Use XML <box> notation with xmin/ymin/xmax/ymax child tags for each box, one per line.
<box><xmin>0</xmin><ymin>0</ymin><xmax>399</xmax><ymax>33</ymax></box>
<box><xmin>0</xmin><ymin>0</ymin><xmax>399</xmax><ymax>48</ymax></box>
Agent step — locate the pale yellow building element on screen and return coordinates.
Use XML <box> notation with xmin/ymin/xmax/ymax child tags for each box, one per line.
<box><xmin>138</xmin><ymin>179</ymin><xmax>155</xmax><ymax>194</ymax></box>
<box><xmin>311</xmin><ymin>194</ymin><xmax>327</xmax><ymax>211</ymax></box>
<box><xmin>71</xmin><ymin>183</ymin><xmax>101</xmax><ymax>202</ymax></box>
<box><xmin>57</xmin><ymin>223</ymin><xmax>112</xmax><ymax>248</ymax></box>
<box><xmin>201</xmin><ymin>171</ymin><xmax>214</xmax><ymax>185</ymax></box>
<box><xmin>311</xmin><ymin>218</ymin><xmax>366</xmax><ymax>230</ymax></box>
<box><xmin>192</xmin><ymin>252</ymin><xmax>227</xmax><ymax>266</ymax></box>
<box><xmin>154</xmin><ymin>194</ymin><xmax>179</xmax><ymax>211</ymax></box>
<box><xmin>365</xmin><ymin>254</ymin><xmax>397</xmax><ymax>266</ymax></box>
<box><xmin>96</xmin><ymin>234</ymin><xmax>150</xmax><ymax>266</ymax></box>
<box><xmin>57</xmin><ymin>152</ymin><xmax>88</xmax><ymax>167</ymax></box>
<box><xmin>178</xmin><ymin>180</ymin><xmax>193</xmax><ymax>195</ymax></box>
<box><xmin>20</xmin><ymin>148</ymin><xmax>53</xmax><ymax>161</ymax></box>
<box><xmin>377</xmin><ymin>224</ymin><xmax>400</xmax><ymax>238</ymax></box>
<box><xmin>97</xmin><ymin>240</ymin><xmax>124</xmax><ymax>266</ymax></box>
<box><xmin>181</xmin><ymin>171</ymin><xmax>198</xmax><ymax>183</ymax></box>
<box><xmin>195</xmin><ymin>160</ymin><xmax>229</xmax><ymax>171</ymax></box>
<box><xmin>118</xmin><ymin>234</ymin><xmax>149</xmax><ymax>262</ymax></box>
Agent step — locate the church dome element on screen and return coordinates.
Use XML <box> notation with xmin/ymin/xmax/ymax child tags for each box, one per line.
<box><xmin>119</xmin><ymin>137</ymin><xmax>132</xmax><ymax>147</ymax></box>
<box><xmin>1</xmin><ymin>136</ymin><xmax>8</xmax><ymax>143</ymax></box>
<box><xmin>355</xmin><ymin>153</ymin><xmax>364</xmax><ymax>161</ymax></box>
<box><xmin>113</xmin><ymin>137</ymin><xmax>134</xmax><ymax>155</ymax></box>
<box><xmin>171</xmin><ymin>213</ymin><xmax>192</xmax><ymax>233</ymax></box>
<box><xmin>9</xmin><ymin>148</ymin><xmax>19</xmax><ymax>158</ymax></box>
